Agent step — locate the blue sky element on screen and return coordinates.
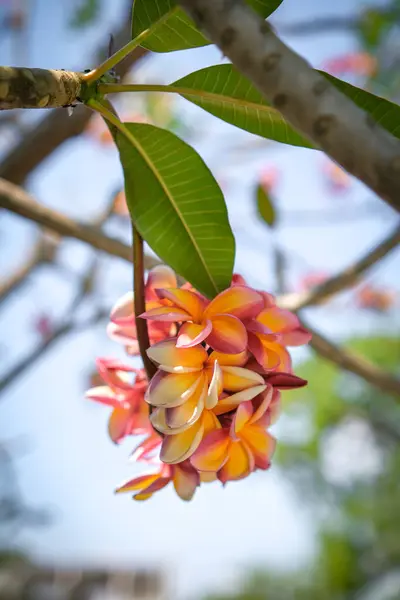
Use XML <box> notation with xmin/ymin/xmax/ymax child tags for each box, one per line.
<box><xmin>0</xmin><ymin>0</ymin><xmax>399</xmax><ymax>598</ymax></box>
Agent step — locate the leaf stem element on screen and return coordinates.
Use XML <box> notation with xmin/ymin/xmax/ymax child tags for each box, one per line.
<box><xmin>82</xmin><ymin>9</ymin><xmax>177</xmax><ymax>83</ymax></box>
<box><xmin>133</xmin><ymin>225</ymin><xmax>157</xmax><ymax>381</ymax></box>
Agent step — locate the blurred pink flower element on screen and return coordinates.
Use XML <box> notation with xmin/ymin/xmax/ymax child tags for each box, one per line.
<box><xmin>86</xmin><ymin>358</ymin><xmax>151</xmax><ymax>444</ymax></box>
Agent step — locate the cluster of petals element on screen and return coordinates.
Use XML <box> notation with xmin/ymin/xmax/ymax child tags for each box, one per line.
<box><xmin>85</xmin><ymin>358</ymin><xmax>151</xmax><ymax>444</ymax></box>
<box><xmin>86</xmin><ymin>266</ymin><xmax>310</xmax><ymax>501</ymax></box>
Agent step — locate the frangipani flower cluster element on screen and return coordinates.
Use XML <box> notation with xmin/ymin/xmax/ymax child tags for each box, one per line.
<box><xmin>86</xmin><ymin>266</ymin><xmax>311</xmax><ymax>501</ymax></box>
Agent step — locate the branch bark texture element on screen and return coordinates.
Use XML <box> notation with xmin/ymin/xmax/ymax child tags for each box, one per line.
<box><xmin>0</xmin><ymin>5</ymin><xmax>147</xmax><ymax>185</ymax></box>
<box><xmin>178</xmin><ymin>0</ymin><xmax>400</xmax><ymax>214</ymax></box>
<box><xmin>0</xmin><ymin>67</ymin><xmax>84</xmax><ymax>110</ymax></box>
<box><xmin>0</xmin><ymin>178</ymin><xmax>159</xmax><ymax>270</ymax></box>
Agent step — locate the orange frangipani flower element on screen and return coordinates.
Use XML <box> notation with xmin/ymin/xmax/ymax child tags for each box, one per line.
<box><xmin>87</xmin><ymin>266</ymin><xmax>311</xmax><ymax>500</ymax></box>
<box><xmin>191</xmin><ymin>394</ymin><xmax>276</xmax><ymax>483</ymax></box>
<box><xmin>141</xmin><ymin>285</ymin><xmax>265</xmax><ymax>353</ymax></box>
<box><xmin>145</xmin><ymin>340</ymin><xmax>267</xmax><ymax>464</ymax></box>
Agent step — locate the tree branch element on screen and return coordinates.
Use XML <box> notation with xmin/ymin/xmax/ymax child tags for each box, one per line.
<box><xmin>0</xmin><ymin>67</ymin><xmax>84</xmax><ymax>110</ymax></box>
<box><xmin>302</xmin><ymin>319</ymin><xmax>400</xmax><ymax>398</ymax></box>
<box><xmin>0</xmin><ymin>293</ymin><xmax>108</xmax><ymax>396</ymax></box>
<box><xmin>0</xmin><ymin>178</ymin><xmax>159</xmax><ymax>270</ymax></box>
<box><xmin>0</xmin><ymin>6</ymin><xmax>147</xmax><ymax>185</ymax></box>
<box><xmin>0</xmin><ymin>236</ymin><xmax>58</xmax><ymax>305</ymax></box>
<box><xmin>278</xmin><ymin>225</ymin><xmax>400</xmax><ymax>311</ymax></box>
<box><xmin>178</xmin><ymin>0</ymin><xmax>400</xmax><ymax>213</ymax></box>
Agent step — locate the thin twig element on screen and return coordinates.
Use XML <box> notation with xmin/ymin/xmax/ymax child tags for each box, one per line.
<box><xmin>0</xmin><ymin>236</ymin><xmax>57</xmax><ymax>305</ymax></box>
<box><xmin>0</xmin><ymin>260</ymin><xmax>108</xmax><ymax>396</ymax></box>
<box><xmin>133</xmin><ymin>226</ymin><xmax>157</xmax><ymax>380</ymax></box>
<box><xmin>303</xmin><ymin>319</ymin><xmax>400</xmax><ymax>398</ymax></box>
<box><xmin>178</xmin><ymin>0</ymin><xmax>400</xmax><ymax>213</ymax></box>
<box><xmin>0</xmin><ymin>178</ymin><xmax>160</xmax><ymax>270</ymax></box>
<box><xmin>278</xmin><ymin>225</ymin><xmax>400</xmax><ymax>311</ymax></box>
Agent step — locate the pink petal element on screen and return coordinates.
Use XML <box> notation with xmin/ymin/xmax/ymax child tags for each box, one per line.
<box><xmin>246</xmin><ymin>320</ymin><xmax>280</xmax><ymax>341</ymax></box>
<box><xmin>140</xmin><ymin>306</ymin><xmax>192</xmax><ymax>322</ymax></box>
<box><xmin>249</xmin><ymin>385</ymin><xmax>273</xmax><ymax>424</ymax></box>
<box><xmin>218</xmin><ymin>440</ymin><xmax>254</xmax><ymax>484</ymax></box>
<box><xmin>156</xmin><ymin>288</ymin><xmax>206</xmax><ymax>321</ymax></box>
<box><xmin>221</xmin><ymin>365</ymin><xmax>264</xmax><ymax>391</ymax></box>
<box><xmin>190</xmin><ymin>429</ymin><xmax>230</xmax><ymax>472</ymax></box>
<box><xmin>204</xmin><ymin>286</ymin><xmax>264</xmax><ymax>321</ymax></box>
<box><xmin>115</xmin><ymin>472</ymin><xmax>160</xmax><ymax>493</ymax></box>
<box><xmin>147</xmin><ymin>338</ymin><xmax>207</xmax><ymax>370</ymax></box>
<box><xmin>206</xmin><ymin>360</ymin><xmax>223</xmax><ymax>409</ymax></box>
<box><xmin>231</xmin><ymin>273</ymin><xmax>247</xmax><ymax>286</ymax></box>
<box><xmin>206</xmin><ymin>350</ymin><xmax>249</xmax><ymax>367</ymax></box>
<box><xmin>177</xmin><ymin>320</ymin><xmax>212</xmax><ymax>348</ymax></box>
<box><xmin>145</xmin><ymin>370</ymin><xmax>203</xmax><ymax>408</ymax></box>
<box><xmin>247</xmin><ymin>332</ymin><xmax>282</xmax><ymax>371</ymax></box>
<box><xmin>130</xmin><ymin>434</ymin><xmax>162</xmax><ymax>463</ymax></box>
<box><xmin>134</xmin><ymin>476</ymin><xmax>171</xmax><ymax>500</ymax></box>
<box><xmin>240</xmin><ymin>426</ymin><xmax>276</xmax><ymax>469</ymax></box>
<box><xmin>85</xmin><ymin>385</ymin><xmax>118</xmax><ymax>408</ymax></box>
<box><xmin>173</xmin><ymin>463</ymin><xmax>200</xmax><ymax>501</ymax></box>
<box><xmin>260</xmin><ymin>291</ymin><xmax>276</xmax><ymax>309</ymax></box>
<box><xmin>231</xmin><ymin>400</ymin><xmax>253</xmax><ymax>439</ymax></box>
<box><xmin>145</xmin><ymin>265</ymin><xmax>177</xmax><ymax>301</ymax></box>
<box><xmin>165</xmin><ymin>379</ymin><xmax>206</xmax><ymax>429</ymax></box>
<box><xmin>257</xmin><ymin>306</ymin><xmax>299</xmax><ymax>334</ymax></box>
<box><xmin>110</xmin><ymin>291</ymin><xmax>134</xmax><ymax>322</ymax></box>
<box><xmin>108</xmin><ymin>406</ymin><xmax>132</xmax><ymax>444</ymax></box>
<box><xmin>207</xmin><ymin>314</ymin><xmax>248</xmax><ymax>354</ymax></box>
<box><xmin>213</xmin><ymin>385</ymin><xmax>267</xmax><ymax>415</ymax></box>
<box><xmin>280</xmin><ymin>327</ymin><xmax>312</xmax><ymax>346</ymax></box>
<box><xmin>160</xmin><ymin>419</ymin><xmax>205</xmax><ymax>464</ymax></box>
<box><xmin>106</xmin><ymin>322</ymin><xmax>137</xmax><ymax>346</ymax></box>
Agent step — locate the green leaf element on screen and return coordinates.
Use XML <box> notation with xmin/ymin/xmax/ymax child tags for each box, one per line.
<box><xmin>256</xmin><ymin>184</ymin><xmax>276</xmax><ymax>227</ymax></box>
<box><xmin>172</xmin><ymin>64</ymin><xmax>312</xmax><ymax>148</ymax></box>
<box><xmin>170</xmin><ymin>65</ymin><xmax>400</xmax><ymax>148</ymax></box>
<box><xmin>132</xmin><ymin>0</ymin><xmax>283</xmax><ymax>53</ymax></box>
<box><xmin>115</xmin><ymin>123</ymin><xmax>235</xmax><ymax>298</ymax></box>
<box><xmin>321</xmin><ymin>71</ymin><xmax>400</xmax><ymax>141</ymax></box>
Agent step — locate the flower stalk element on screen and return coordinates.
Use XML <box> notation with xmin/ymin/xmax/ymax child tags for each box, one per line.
<box><xmin>133</xmin><ymin>226</ymin><xmax>157</xmax><ymax>381</ymax></box>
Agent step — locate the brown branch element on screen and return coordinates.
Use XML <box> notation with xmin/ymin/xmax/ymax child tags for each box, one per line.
<box><xmin>178</xmin><ymin>0</ymin><xmax>400</xmax><ymax>214</ymax></box>
<box><xmin>0</xmin><ymin>259</ymin><xmax>108</xmax><ymax>396</ymax></box>
<box><xmin>0</xmin><ymin>67</ymin><xmax>84</xmax><ymax>110</ymax></box>
<box><xmin>0</xmin><ymin>236</ymin><xmax>58</xmax><ymax>304</ymax></box>
<box><xmin>278</xmin><ymin>225</ymin><xmax>400</xmax><ymax>311</ymax></box>
<box><xmin>133</xmin><ymin>227</ymin><xmax>157</xmax><ymax>380</ymax></box>
<box><xmin>303</xmin><ymin>319</ymin><xmax>400</xmax><ymax>398</ymax></box>
<box><xmin>0</xmin><ymin>178</ymin><xmax>160</xmax><ymax>270</ymax></box>
<box><xmin>0</xmin><ymin>7</ymin><xmax>147</xmax><ymax>185</ymax></box>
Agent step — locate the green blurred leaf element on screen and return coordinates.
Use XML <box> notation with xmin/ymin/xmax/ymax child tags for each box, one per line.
<box><xmin>321</xmin><ymin>71</ymin><xmax>400</xmax><ymax>140</ymax></box>
<box><xmin>172</xmin><ymin>65</ymin><xmax>312</xmax><ymax>147</ymax></box>
<box><xmin>256</xmin><ymin>184</ymin><xmax>276</xmax><ymax>227</ymax></box>
<box><xmin>357</xmin><ymin>7</ymin><xmax>399</xmax><ymax>50</ymax></box>
<box><xmin>70</xmin><ymin>0</ymin><xmax>100</xmax><ymax>28</ymax></box>
<box><xmin>131</xmin><ymin>0</ymin><xmax>283</xmax><ymax>53</ymax></box>
<box><xmin>115</xmin><ymin>123</ymin><xmax>235</xmax><ymax>297</ymax></box>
